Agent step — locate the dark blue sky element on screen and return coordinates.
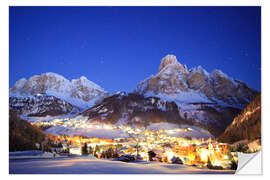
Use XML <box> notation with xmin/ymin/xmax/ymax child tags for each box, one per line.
<box><xmin>9</xmin><ymin>6</ymin><xmax>261</xmax><ymax>93</ymax></box>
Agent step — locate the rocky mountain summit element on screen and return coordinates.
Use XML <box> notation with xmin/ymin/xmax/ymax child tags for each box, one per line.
<box><xmin>135</xmin><ymin>55</ymin><xmax>257</xmax><ymax>108</ymax></box>
<box><xmin>10</xmin><ymin>72</ymin><xmax>109</xmax><ymax>109</ymax></box>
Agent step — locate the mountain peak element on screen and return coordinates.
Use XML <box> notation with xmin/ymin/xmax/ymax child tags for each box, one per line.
<box><xmin>72</xmin><ymin>76</ymin><xmax>104</xmax><ymax>91</ymax></box>
<box><xmin>80</xmin><ymin>76</ymin><xmax>87</xmax><ymax>80</ymax></box>
<box><xmin>158</xmin><ymin>55</ymin><xmax>188</xmax><ymax>75</ymax></box>
<box><xmin>211</xmin><ymin>69</ymin><xmax>229</xmax><ymax>78</ymax></box>
<box><xmin>158</xmin><ymin>55</ymin><xmax>179</xmax><ymax>72</ymax></box>
<box><xmin>13</xmin><ymin>78</ymin><xmax>27</xmax><ymax>89</ymax></box>
<box><xmin>190</xmin><ymin>66</ymin><xmax>209</xmax><ymax>79</ymax></box>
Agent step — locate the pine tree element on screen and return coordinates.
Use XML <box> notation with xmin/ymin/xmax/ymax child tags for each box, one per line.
<box><xmin>88</xmin><ymin>146</ymin><xmax>93</xmax><ymax>155</ymax></box>
<box><xmin>81</xmin><ymin>143</ymin><xmax>88</xmax><ymax>155</ymax></box>
<box><xmin>207</xmin><ymin>156</ymin><xmax>213</xmax><ymax>169</ymax></box>
<box><xmin>230</xmin><ymin>159</ymin><xmax>238</xmax><ymax>170</ymax></box>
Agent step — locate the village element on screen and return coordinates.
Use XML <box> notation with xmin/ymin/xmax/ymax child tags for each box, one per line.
<box><xmin>33</xmin><ymin>120</ymin><xmax>238</xmax><ymax>171</ymax></box>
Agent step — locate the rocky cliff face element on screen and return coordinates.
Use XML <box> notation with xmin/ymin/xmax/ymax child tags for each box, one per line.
<box><xmin>10</xmin><ymin>72</ymin><xmax>109</xmax><ymax>109</ymax></box>
<box><xmin>218</xmin><ymin>94</ymin><xmax>261</xmax><ymax>144</ymax></box>
<box><xmin>136</xmin><ymin>55</ymin><xmax>189</xmax><ymax>95</ymax></box>
<box><xmin>135</xmin><ymin>55</ymin><xmax>257</xmax><ymax>108</ymax></box>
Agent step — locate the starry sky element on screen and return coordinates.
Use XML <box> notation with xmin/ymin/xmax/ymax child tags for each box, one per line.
<box><xmin>9</xmin><ymin>6</ymin><xmax>261</xmax><ymax>93</ymax></box>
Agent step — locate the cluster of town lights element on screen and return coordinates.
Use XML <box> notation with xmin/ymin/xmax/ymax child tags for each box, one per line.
<box><xmin>41</xmin><ymin>121</ymin><xmax>238</xmax><ymax>170</ymax></box>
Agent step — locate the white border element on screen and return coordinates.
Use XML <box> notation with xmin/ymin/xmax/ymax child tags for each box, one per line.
<box><xmin>2</xmin><ymin>0</ymin><xmax>268</xmax><ymax>180</ymax></box>
<box><xmin>8</xmin><ymin>0</ymin><xmax>263</xmax><ymax>6</ymax></box>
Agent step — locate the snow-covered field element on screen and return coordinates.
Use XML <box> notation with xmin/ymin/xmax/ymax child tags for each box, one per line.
<box><xmin>45</xmin><ymin>125</ymin><xmax>128</xmax><ymax>139</ymax></box>
<box><xmin>9</xmin><ymin>151</ymin><xmax>68</xmax><ymax>160</ymax></box>
<box><xmin>9</xmin><ymin>157</ymin><xmax>235</xmax><ymax>174</ymax></box>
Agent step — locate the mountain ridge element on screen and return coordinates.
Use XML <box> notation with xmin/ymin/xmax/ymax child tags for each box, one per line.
<box><xmin>135</xmin><ymin>54</ymin><xmax>257</xmax><ymax>108</ymax></box>
<box><xmin>10</xmin><ymin>72</ymin><xmax>109</xmax><ymax>109</ymax></box>
<box><xmin>9</xmin><ymin>55</ymin><xmax>260</xmax><ymax>138</ymax></box>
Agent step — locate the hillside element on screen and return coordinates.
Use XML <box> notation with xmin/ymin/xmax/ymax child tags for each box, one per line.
<box><xmin>218</xmin><ymin>93</ymin><xmax>261</xmax><ymax>144</ymax></box>
<box><xmin>9</xmin><ymin>112</ymin><xmax>48</xmax><ymax>151</ymax></box>
<box><xmin>79</xmin><ymin>92</ymin><xmax>239</xmax><ymax>136</ymax></box>
<box><xmin>81</xmin><ymin>92</ymin><xmax>185</xmax><ymax>126</ymax></box>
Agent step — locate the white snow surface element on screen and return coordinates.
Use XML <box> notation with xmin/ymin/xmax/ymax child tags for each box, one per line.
<box><xmin>9</xmin><ymin>157</ymin><xmax>235</xmax><ymax>174</ymax></box>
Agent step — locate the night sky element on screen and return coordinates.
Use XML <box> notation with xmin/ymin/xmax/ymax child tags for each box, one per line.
<box><xmin>9</xmin><ymin>6</ymin><xmax>261</xmax><ymax>93</ymax></box>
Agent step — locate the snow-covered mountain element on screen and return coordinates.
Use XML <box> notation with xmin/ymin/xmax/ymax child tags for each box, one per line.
<box><xmin>132</xmin><ymin>55</ymin><xmax>258</xmax><ymax>135</ymax></box>
<box><xmin>135</xmin><ymin>55</ymin><xmax>257</xmax><ymax>108</ymax></box>
<box><xmin>80</xmin><ymin>92</ymin><xmax>183</xmax><ymax>126</ymax></box>
<box><xmin>9</xmin><ymin>56</ymin><xmax>259</xmax><ymax>138</ymax></box>
<box><xmin>10</xmin><ymin>72</ymin><xmax>109</xmax><ymax>109</ymax></box>
<box><xmin>78</xmin><ymin>91</ymin><xmax>240</xmax><ymax>136</ymax></box>
<box><xmin>43</xmin><ymin>92</ymin><xmax>213</xmax><ymax>139</ymax></box>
